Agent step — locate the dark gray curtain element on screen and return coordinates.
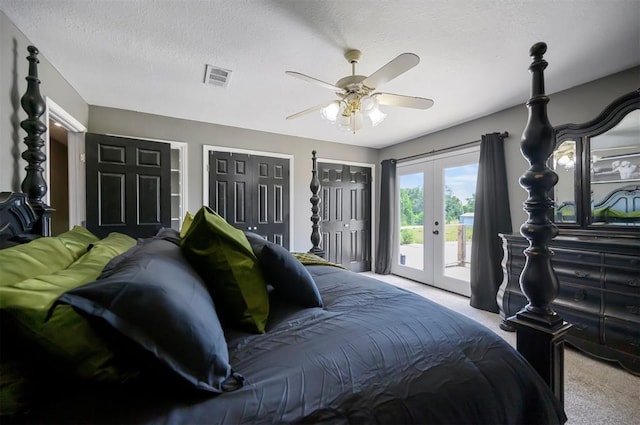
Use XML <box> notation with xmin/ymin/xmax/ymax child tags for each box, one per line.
<box><xmin>470</xmin><ymin>133</ymin><xmax>512</xmax><ymax>312</ymax></box>
<box><xmin>375</xmin><ymin>159</ymin><xmax>397</xmax><ymax>274</ymax></box>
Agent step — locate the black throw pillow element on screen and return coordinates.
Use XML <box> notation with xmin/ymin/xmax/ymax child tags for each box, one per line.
<box><xmin>53</xmin><ymin>238</ymin><xmax>243</xmax><ymax>393</ymax></box>
<box><xmin>245</xmin><ymin>232</ymin><xmax>323</xmax><ymax>308</ymax></box>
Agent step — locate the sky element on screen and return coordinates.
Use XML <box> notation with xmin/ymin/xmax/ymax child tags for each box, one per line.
<box><xmin>399</xmin><ymin>163</ymin><xmax>478</xmax><ymax>205</ymax></box>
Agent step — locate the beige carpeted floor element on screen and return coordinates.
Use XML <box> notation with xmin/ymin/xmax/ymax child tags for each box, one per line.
<box><xmin>361</xmin><ymin>272</ymin><xmax>640</xmax><ymax>425</ymax></box>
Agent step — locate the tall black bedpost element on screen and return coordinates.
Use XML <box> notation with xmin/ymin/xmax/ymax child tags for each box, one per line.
<box><xmin>507</xmin><ymin>42</ymin><xmax>571</xmax><ymax>402</ymax></box>
<box><xmin>20</xmin><ymin>45</ymin><xmax>53</xmax><ymax>236</ymax></box>
<box><xmin>309</xmin><ymin>150</ymin><xmax>325</xmax><ymax>257</ymax></box>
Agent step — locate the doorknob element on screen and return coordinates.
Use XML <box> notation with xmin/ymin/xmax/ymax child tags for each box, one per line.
<box><xmin>432</xmin><ymin>230</ymin><xmax>439</xmax><ymax>235</ymax></box>
<box><xmin>344</xmin><ymin>224</ymin><xmax>349</xmax><ymax>227</ymax></box>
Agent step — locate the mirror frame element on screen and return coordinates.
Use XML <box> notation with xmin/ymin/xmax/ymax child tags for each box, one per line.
<box><xmin>553</xmin><ymin>89</ymin><xmax>640</xmax><ymax>235</ymax></box>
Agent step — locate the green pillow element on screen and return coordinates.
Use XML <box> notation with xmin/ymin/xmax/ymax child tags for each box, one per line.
<box><xmin>180</xmin><ymin>212</ymin><xmax>194</xmax><ymax>239</ymax></box>
<box><xmin>181</xmin><ymin>206</ymin><xmax>269</xmax><ymax>333</ymax></box>
<box><xmin>0</xmin><ymin>232</ymin><xmax>137</xmax><ymax>382</ymax></box>
<box><xmin>0</xmin><ymin>226</ymin><xmax>99</xmax><ymax>287</ymax></box>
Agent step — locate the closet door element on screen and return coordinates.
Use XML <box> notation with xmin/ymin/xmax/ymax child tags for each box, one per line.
<box><xmin>208</xmin><ymin>151</ymin><xmax>290</xmax><ymax>248</ymax></box>
<box><xmin>318</xmin><ymin>162</ymin><xmax>372</xmax><ymax>272</ymax></box>
<box><xmin>86</xmin><ymin>133</ymin><xmax>171</xmax><ymax>239</ymax></box>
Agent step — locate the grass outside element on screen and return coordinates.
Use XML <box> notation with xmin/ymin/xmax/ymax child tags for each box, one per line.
<box><xmin>400</xmin><ymin>222</ymin><xmax>473</xmax><ymax>244</ymax></box>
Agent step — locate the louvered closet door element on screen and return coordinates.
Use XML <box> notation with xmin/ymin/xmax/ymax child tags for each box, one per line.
<box><xmin>86</xmin><ymin>133</ymin><xmax>171</xmax><ymax>239</ymax></box>
<box><xmin>318</xmin><ymin>162</ymin><xmax>371</xmax><ymax>272</ymax></box>
<box><xmin>209</xmin><ymin>151</ymin><xmax>290</xmax><ymax>248</ymax></box>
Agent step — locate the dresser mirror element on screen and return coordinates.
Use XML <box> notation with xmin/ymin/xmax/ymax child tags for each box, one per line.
<box><xmin>553</xmin><ymin>90</ymin><xmax>640</xmax><ymax>231</ymax></box>
<box><xmin>590</xmin><ymin>109</ymin><xmax>640</xmax><ymax>225</ymax></box>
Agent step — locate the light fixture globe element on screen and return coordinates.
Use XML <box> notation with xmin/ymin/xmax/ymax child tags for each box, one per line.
<box><xmin>320</xmin><ymin>101</ymin><xmax>339</xmax><ymax>122</ymax></box>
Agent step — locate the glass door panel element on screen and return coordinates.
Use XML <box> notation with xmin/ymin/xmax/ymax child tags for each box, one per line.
<box><xmin>399</xmin><ymin>171</ymin><xmax>425</xmax><ymax>271</ymax></box>
<box><xmin>393</xmin><ymin>149</ymin><xmax>478</xmax><ymax>297</ymax></box>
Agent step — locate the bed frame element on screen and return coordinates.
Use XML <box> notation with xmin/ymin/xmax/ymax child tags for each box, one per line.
<box><xmin>4</xmin><ymin>43</ymin><xmax>569</xmax><ymax>401</ymax></box>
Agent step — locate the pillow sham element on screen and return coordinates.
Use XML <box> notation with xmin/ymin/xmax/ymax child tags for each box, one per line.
<box><xmin>245</xmin><ymin>232</ymin><xmax>323</xmax><ymax>308</ymax></box>
<box><xmin>0</xmin><ymin>232</ymin><xmax>137</xmax><ymax>382</ymax></box>
<box><xmin>0</xmin><ymin>226</ymin><xmax>99</xmax><ymax>287</ymax></box>
<box><xmin>181</xmin><ymin>206</ymin><xmax>269</xmax><ymax>333</ymax></box>
<box><xmin>54</xmin><ymin>238</ymin><xmax>243</xmax><ymax>393</ymax></box>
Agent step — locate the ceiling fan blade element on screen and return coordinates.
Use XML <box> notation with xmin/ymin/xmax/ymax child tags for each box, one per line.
<box><xmin>286</xmin><ymin>103</ymin><xmax>330</xmax><ymax>120</ymax></box>
<box><xmin>285</xmin><ymin>71</ymin><xmax>342</xmax><ymax>92</ymax></box>
<box><xmin>375</xmin><ymin>93</ymin><xmax>434</xmax><ymax>109</ymax></box>
<box><xmin>362</xmin><ymin>53</ymin><xmax>420</xmax><ymax>90</ymax></box>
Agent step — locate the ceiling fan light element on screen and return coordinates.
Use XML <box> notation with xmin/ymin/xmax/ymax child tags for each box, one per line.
<box><xmin>360</xmin><ymin>95</ymin><xmax>378</xmax><ymax>115</ymax></box>
<box><xmin>320</xmin><ymin>102</ymin><xmax>339</xmax><ymax>122</ymax></box>
<box><xmin>337</xmin><ymin>113</ymin><xmax>352</xmax><ymax>131</ymax></box>
<box><xmin>368</xmin><ymin>108</ymin><xmax>387</xmax><ymax>126</ymax></box>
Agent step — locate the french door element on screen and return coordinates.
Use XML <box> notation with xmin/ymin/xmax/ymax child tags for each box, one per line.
<box><xmin>392</xmin><ymin>149</ymin><xmax>479</xmax><ymax>296</ymax></box>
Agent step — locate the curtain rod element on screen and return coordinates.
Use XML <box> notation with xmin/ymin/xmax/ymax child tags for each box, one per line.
<box><xmin>396</xmin><ymin>131</ymin><xmax>509</xmax><ymax>163</ymax></box>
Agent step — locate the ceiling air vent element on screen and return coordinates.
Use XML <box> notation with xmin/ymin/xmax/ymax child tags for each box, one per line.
<box><xmin>203</xmin><ymin>64</ymin><xmax>232</xmax><ymax>88</ymax></box>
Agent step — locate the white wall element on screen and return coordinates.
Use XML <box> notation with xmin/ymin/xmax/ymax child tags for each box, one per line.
<box><xmin>0</xmin><ymin>10</ymin><xmax>88</xmax><ymax>192</ymax></box>
<box><xmin>378</xmin><ymin>67</ymin><xmax>639</xmax><ymax>232</ymax></box>
<box><xmin>88</xmin><ymin>106</ymin><xmax>378</xmax><ymax>251</ymax></box>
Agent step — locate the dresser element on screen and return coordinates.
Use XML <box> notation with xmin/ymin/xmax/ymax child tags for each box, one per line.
<box><xmin>497</xmin><ymin>233</ymin><xmax>640</xmax><ymax>375</ymax></box>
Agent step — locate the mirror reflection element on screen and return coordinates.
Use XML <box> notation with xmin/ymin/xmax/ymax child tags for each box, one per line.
<box><xmin>552</xmin><ymin>140</ymin><xmax>577</xmax><ymax>223</ymax></box>
<box><xmin>590</xmin><ymin>109</ymin><xmax>640</xmax><ymax>226</ymax></box>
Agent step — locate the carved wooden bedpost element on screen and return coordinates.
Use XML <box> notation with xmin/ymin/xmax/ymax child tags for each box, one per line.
<box><xmin>20</xmin><ymin>46</ymin><xmax>53</xmax><ymax>236</ymax></box>
<box><xmin>507</xmin><ymin>42</ymin><xmax>571</xmax><ymax>403</ymax></box>
<box><xmin>309</xmin><ymin>150</ymin><xmax>325</xmax><ymax>257</ymax></box>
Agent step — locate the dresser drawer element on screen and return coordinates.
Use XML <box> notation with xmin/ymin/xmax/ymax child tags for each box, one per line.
<box><xmin>552</xmin><ymin>262</ymin><xmax>601</xmax><ymax>288</ymax></box>
<box><xmin>553</xmin><ymin>248</ymin><xmax>601</xmax><ymax>265</ymax></box>
<box><xmin>604</xmin><ymin>268</ymin><xmax>640</xmax><ymax>293</ymax></box>
<box><xmin>555</xmin><ymin>306</ymin><xmax>601</xmax><ymax>343</ymax></box>
<box><xmin>603</xmin><ymin>317</ymin><xmax>640</xmax><ymax>356</ymax></box>
<box><xmin>604</xmin><ymin>253</ymin><xmax>640</xmax><ymax>269</ymax></box>
<box><xmin>604</xmin><ymin>292</ymin><xmax>640</xmax><ymax>322</ymax></box>
<box><xmin>555</xmin><ymin>284</ymin><xmax>601</xmax><ymax>315</ymax></box>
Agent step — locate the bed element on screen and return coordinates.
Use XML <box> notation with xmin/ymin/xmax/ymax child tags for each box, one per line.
<box><xmin>0</xmin><ymin>45</ymin><xmax>567</xmax><ymax>423</ymax></box>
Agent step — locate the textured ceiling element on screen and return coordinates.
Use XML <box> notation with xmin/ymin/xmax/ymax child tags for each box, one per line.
<box><xmin>1</xmin><ymin>0</ymin><xmax>639</xmax><ymax>148</ymax></box>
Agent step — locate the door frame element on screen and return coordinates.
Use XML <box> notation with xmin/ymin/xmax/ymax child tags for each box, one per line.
<box><xmin>203</xmin><ymin>145</ymin><xmax>294</xmax><ymax>248</ymax></box>
<box><xmin>44</xmin><ymin>97</ymin><xmax>87</xmax><ymax>229</ymax></box>
<box><xmin>393</xmin><ymin>145</ymin><xmax>479</xmax><ymax>296</ymax></box>
<box><xmin>317</xmin><ymin>157</ymin><xmax>376</xmax><ymax>270</ymax></box>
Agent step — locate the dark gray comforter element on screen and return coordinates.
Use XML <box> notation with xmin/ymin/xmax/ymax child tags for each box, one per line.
<box><xmin>25</xmin><ymin>265</ymin><xmax>566</xmax><ymax>424</ymax></box>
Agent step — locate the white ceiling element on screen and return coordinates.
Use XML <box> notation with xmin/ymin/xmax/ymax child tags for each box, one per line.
<box><xmin>2</xmin><ymin>0</ymin><xmax>639</xmax><ymax>149</ymax></box>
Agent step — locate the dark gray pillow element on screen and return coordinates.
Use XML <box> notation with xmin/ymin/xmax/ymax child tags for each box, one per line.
<box><xmin>245</xmin><ymin>232</ymin><xmax>323</xmax><ymax>308</ymax></box>
<box><xmin>53</xmin><ymin>238</ymin><xmax>243</xmax><ymax>393</ymax></box>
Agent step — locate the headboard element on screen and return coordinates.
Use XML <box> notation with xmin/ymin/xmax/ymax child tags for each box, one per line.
<box><xmin>0</xmin><ymin>192</ymin><xmax>39</xmax><ymax>246</ymax></box>
<box><xmin>592</xmin><ymin>184</ymin><xmax>640</xmax><ymax>223</ymax></box>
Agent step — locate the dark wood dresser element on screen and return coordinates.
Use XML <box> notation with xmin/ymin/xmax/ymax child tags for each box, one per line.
<box><xmin>497</xmin><ymin>233</ymin><xmax>640</xmax><ymax>375</ymax></box>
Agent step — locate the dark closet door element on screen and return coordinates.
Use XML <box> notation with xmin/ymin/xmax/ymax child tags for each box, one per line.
<box><xmin>318</xmin><ymin>162</ymin><xmax>372</xmax><ymax>272</ymax></box>
<box><xmin>209</xmin><ymin>151</ymin><xmax>290</xmax><ymax>248</ymax></box>
<box><xmin>86</xmin><ymin>133</ymin><xmax>171</xmax><ymax>239</ymax></box>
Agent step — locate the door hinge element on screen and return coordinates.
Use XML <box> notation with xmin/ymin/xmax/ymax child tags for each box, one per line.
<box><xmin>80</xmin><ymin>153</ymin><xmax>86</xmax><ymax>163</ymax></box>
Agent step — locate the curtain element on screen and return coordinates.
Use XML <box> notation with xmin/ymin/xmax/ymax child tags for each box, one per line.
<box><xmin>375</xmin><ymin>159</ymin><xmax>397</xmax><ymax>274</ymax></box>
<box><xmin>470</xmin><ymin>133</ymin><xmax>512</xmax><ymax>312</ymax></box>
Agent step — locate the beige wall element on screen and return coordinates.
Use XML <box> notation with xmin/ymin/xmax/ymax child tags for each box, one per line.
<box><xmin>378</xmin><ymin>67</ymin><xmax>639</xmax><ymax>232</ymax></box>
<box><xmin>0</xmin><ymin>10</ymin><xmax>88</xmax><ymax>192</ymax></box>
<box><xmin>88</xmin><ymin>106</ymin><xmax>378</xmax><ymax>251</ymax></box>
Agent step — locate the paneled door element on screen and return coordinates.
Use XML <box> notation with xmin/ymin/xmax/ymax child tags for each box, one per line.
<box><xmin>86</xmin><ymin>133</ymin><xmax>171</xmax><ymax>239</ymax></box>
<box><xmin>318</xmin><ymin>162</ymin><xmax>372</xmax><ymax>272</ymax></box>
<box><xmin>392</xmin><ymin>149</ymin><xmax>479</xmax><ymax>296</ymax></box>
<box><xmin>209</xmin><ymin>151</ymin><xmax>290</xmax><ymax>248</ymax></box>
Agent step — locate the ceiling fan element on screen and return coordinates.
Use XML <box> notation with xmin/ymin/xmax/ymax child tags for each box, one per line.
<box><xmin>285</xmin><ymin>49</ymin><xmax>434</xmax><ymax>133</ymax></box>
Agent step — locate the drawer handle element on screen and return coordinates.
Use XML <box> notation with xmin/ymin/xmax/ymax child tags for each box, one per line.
<box><xmin>574</xmin><ymin>270</ymin><xmax>590</xmax><ymax>278</ymax></box>
<box><xmin>626</xmin><ymin>305</ymin><xmax>640</xmax><ymax>315</ymax></box>
<box><xmin>573</xmin><ymin>324</ymin><xmax>588</xmax><ymax>332</ymax></box>
<box><xmin>626</xmin><ymin>279</ymin><xmax>640</xmax><ymax>287</ymax></box>
<box><xmin>573</xmin><ymin>290</ymin><xmax>587</xmax><ymax>301</ymax></box>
